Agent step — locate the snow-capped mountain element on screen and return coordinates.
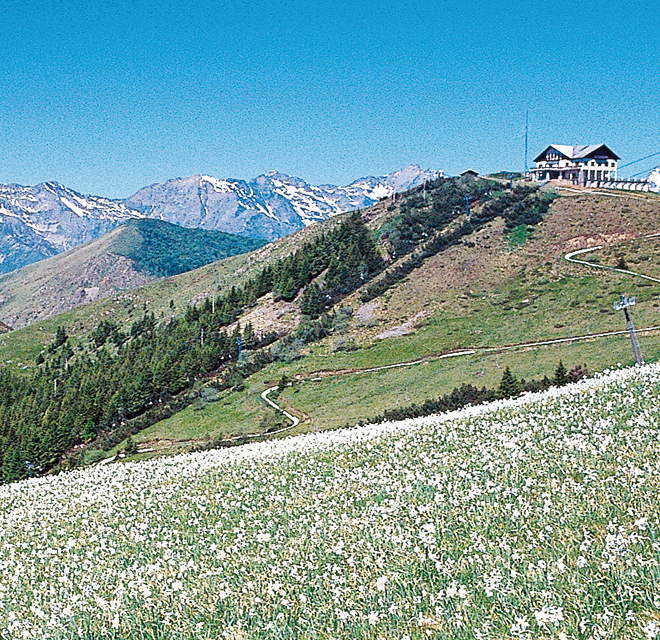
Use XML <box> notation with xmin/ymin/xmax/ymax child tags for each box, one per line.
<box><xmin>648</xmin><ymin>166</ymin><xmax>660</xmax><ymax>193</ymax></box>
<box><xmin>125</xmin><ymin>164</ymin><xmax>440</xmax><ymax>241</ymax></box>
<box><xmin>0</xmin><ymin>182</ymin><xmax>140</xmax><ymax>274</ymax></box>
<box><xmin>0</xmin><ymin>165</ymin><xmax>440</xmax><ymax>274</ymax></box>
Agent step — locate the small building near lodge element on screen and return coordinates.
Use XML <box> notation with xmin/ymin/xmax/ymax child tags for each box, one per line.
<box><xmin>530</xmin><ymin>144</ymin><xmax>619</xmax><ymax>185</ymax></box>
<box><xmin>460</xmin><ymin>169</ymin><xmax>479</xmax><ymax>180</ymax></box>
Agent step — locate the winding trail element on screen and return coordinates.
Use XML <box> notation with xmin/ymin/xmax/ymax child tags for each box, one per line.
<box><xmin>259</xmin><ymin>387</ymin><xmax>300</xmax><ymax>430</ymax></box>
<box><xmin>219</xmin><ymin>387</ymin><xmax>302</xmax><ymax>443</ymax></box>
<box><xmin>565</xmin><ymin>244</ymin><xmax>660</xmax><ymax>284</ymax></box>
<box><xmin>260</xmin><ymin>236</ymin><xmax>660</xmax><ymax>425</ymax></box>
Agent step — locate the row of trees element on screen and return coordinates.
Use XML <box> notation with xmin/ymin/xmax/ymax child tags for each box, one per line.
<box><xmin>363</xmin><ymin>361</ymin><xmax>588</xmax><ymax>425</ymax></box>
<box><xmin>361</xmin><ymin>182</ymin><xmax>553</xmax><ymax>303</ymax></box>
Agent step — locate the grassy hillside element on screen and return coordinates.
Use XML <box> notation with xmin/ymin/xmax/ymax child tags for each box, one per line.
<box><xmin>123</xmin><ymin>188</ymin><xmax>660</xmax><ymax>452</ymax></box>
<box><xmin>3</xmin><ymin>364</ymin><xmax>660</xmax><ymax>638</ymax></box>
<box><xmin>0</xmin><ymin>218</ymin><xmax>265</xmax><ymax>329</ymax></box>
<box><xmin>1</xmin><ymin>179</ymin><xmax>660</xmax><ymax>473</ymax></box>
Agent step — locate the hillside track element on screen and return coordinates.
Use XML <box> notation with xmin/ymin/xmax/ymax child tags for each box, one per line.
<box><xmin>555</xmin><ymin>186</ymin><xmax>656</xmax><ymax>201</ymax></box>
<box><xmin>565</xmin><ymin>236</ymin><xmax>660</xmax><ymax>284</ymax></box>
<box><xmin>292</xmin><ymin>327</ymin><xmax>660</xmax><ymax>385</ymax></box>
<box><xmin>250</xmin><ymin>326</ymin><xmax>660</xmax><ymax>426</ymax></box>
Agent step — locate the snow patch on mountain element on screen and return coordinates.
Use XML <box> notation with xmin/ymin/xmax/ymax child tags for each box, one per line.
<box><xmin>648</xmin><ymin>166</ymin><xmax>660</xmax><ymax>193</ymax></box>
<box><xmin>0</xmin><ymin>164</ymin><xmax>442</xmax><ymax>274</ymax></box>
<box><xmin>0</xmin><ymin>182</ymin><xmax>141</xmax><ymax>274</ymax></box>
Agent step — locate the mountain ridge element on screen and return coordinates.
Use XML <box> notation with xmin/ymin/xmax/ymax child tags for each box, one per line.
<box><xmin>0</xmin><ymin>165</ymin><xmax>440</xmax><ymax>273</ymax></box>
<box><xmin>0</xmin><ymin>218</ymin><xmax>265</xmax><ymax>329</ymax></box>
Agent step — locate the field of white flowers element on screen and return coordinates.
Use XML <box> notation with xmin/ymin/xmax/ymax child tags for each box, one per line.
<box><xmin>2</xmin><ymin>365</ymin><xmax>660</xmax><ymax>639</ymax></box>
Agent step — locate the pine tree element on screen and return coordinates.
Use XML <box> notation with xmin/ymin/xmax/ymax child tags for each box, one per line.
<box><xmin>553</xmin><ymin>361</ymin><xmax>569</xmax><ymax>387</ymax></box>
<box><xmin>123</xmin><ymin>436</ymin><xmax>137</xmax><ymax>456</ymax></box>
<box><xmin>497</xmin><ymin>367</ymin><xmax>522</xmax><ymax>399</ymax></box>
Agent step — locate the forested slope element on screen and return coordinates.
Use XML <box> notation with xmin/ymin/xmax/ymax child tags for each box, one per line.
<box><xmin>0</xmin><ymin>177</ymin><xmax>555</xmax><ymax>481</ymax></box>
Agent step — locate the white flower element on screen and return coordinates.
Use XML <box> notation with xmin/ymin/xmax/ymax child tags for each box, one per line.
<box><xmin>511</xmin><ymin>616</ymin><xmax>530</xmax><ymax>636</ymax></box>
<box><xmin>643</xmin><ymin>621</ymin><xmax>659</xmax><ymax>640</ymax></box>
<box><xmin>534</xmin><ymin>605</ymin><xmax>563</xmax><ymax>627</ymax></box>
<box><xmin>367</xmin><ymin>611</ymin><xmax>379</xmax><ymax>625</ymax></box>
<box><xmin>376</xmin><ymin>576</ymin><xmax>388</xmax><ymax>592</ymax></box>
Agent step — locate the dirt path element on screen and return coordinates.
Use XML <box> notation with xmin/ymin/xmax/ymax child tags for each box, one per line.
<box><xmin>565</xmin><ymin>243</ymin><xmax>660</xmax><ymax>284</ymax></box>
<box><xmin>262</xmin><ymin>240</ymin><xmax>660</xmax><ymax>422</ymax></box>
<box><xmin>256</xmin><ymin>325</ymin><xmax>660</xmax><ymax>426</ymax></box>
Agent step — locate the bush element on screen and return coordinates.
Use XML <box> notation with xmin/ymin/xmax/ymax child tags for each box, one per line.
<box><xmin>123</xmin><ymin>436</ymin><xmax>138</xmax><ymax>456</ymax></box>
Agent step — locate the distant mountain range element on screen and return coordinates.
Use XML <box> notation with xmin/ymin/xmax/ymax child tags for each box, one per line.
<box><xmin>0</xmin><ymin>165</ymin><xmax>440</xmax><ymax>274</ymax></box>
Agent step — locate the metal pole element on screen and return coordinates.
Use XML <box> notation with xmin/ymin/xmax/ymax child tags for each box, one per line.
<box><xmin>614</xmin><ymin>295</ymin><xmax>644</xmax><ymax>365</ymax></box>
<box><xmin>623</xmin><ymin>306</ymin><xmax>644</xmax><ymax>364</ymax></box>
<box><xmin>524</xmin><ymin>110</ymin><xmax>529</xmax><ymax>176</ymax></box>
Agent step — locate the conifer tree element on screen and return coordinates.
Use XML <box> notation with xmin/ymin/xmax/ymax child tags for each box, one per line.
<box><xmin>497</xmin><ymin>366</ymin><xmax>522</xmax><ymax>399</ymax></box>
<box><xmin>553</xmin><ymin>361</ymin><xmax>569</xmax><ymax>387</ymax></box>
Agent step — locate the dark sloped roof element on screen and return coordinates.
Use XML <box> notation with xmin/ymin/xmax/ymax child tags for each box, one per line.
<box><xmin>571</xmin><ymin>144</ymin><xmax>620</xmax><ymax>160</ymax></box>
<box><xmin>534</xmin><ymin>144</ymin><xmax>620</xmax><ymax>162</ymax></box>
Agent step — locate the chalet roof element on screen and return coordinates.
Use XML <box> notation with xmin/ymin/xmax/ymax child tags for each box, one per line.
<box><xmin>534</xmin><ymin>144</ymin><xmax>620</xmax><ymax>162</ymax></box>
<box><xmin>461</xmin><ymin>169</ymin><xmax>479</xmax><ymax>176</ymax></box>
<box><xmin>551</xmin><ymin>145</ymin><xmax>574</xmax><ymax>158</ymax></box>
<box><xmin>572</xmin><ymin>144</ymin><xmax>620</xmax><ymax>160</ymax></box>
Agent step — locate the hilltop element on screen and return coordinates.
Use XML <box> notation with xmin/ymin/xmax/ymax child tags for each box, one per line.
<box><xmin>0</xmin><ymin>219</ymin><xmax>265</xmax><ymax>329</ymax></box>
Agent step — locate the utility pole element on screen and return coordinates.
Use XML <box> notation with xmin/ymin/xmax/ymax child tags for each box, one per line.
<box><xmin>613</xmin><ymin>295</ymin><xmax>644</xmax><ymax>364</ymax></box>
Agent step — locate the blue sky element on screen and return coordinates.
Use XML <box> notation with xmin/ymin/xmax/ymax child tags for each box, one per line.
<box><xmin>1</xmin><ymin>0</ymin><xmax>658</xmax><ymax>197</ymax></box>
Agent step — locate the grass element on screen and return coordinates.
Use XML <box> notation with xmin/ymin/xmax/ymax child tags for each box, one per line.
<box><xmin>136</xmin><ymin>385</ymin><xmax>273</xmax><ymax>444</ymax></box>
<box><xmin>4</xmin><ymin>364</ymin><xmax>660</xmax><ymax>638</ymax></box>
<box><xmin>507</xmin><ymin>223</ymin><xmax>529</xmax><ymax>248</ymax></box>
<box><xmin>127</xmin><ymin>216</ymin><xmax>660</xmax><ymax>454</ymax></box>
<box><xmin>129</xmin><ymin>199</ymin><xmax>660</xmax><ymax>449</ymax></box>
<box><xmin>132</xmin><ymin>312</ymin><xmax>660</xmax><ymax>449</ymax></box>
